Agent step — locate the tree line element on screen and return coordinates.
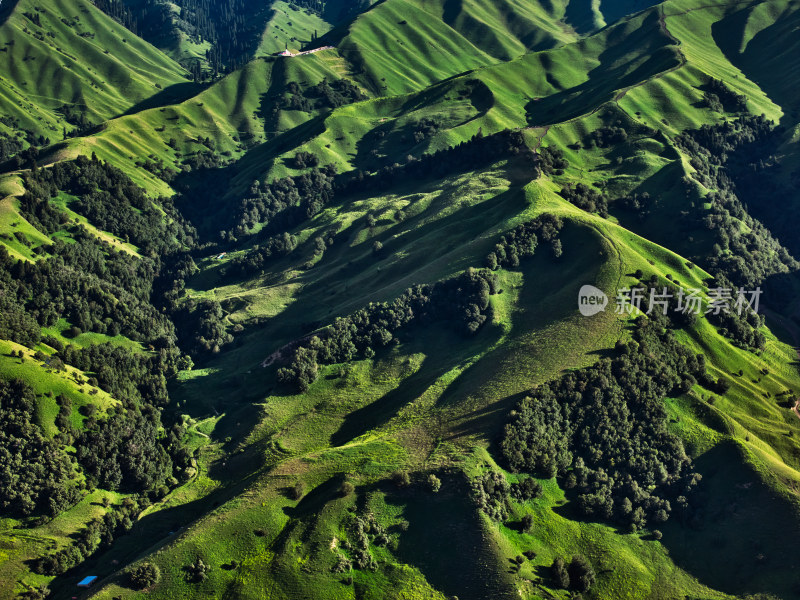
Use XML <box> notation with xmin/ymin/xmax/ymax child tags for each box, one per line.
<box><xmin>0</xmin><ymin>156</ymin><xmax>203</xmax><ymax>530</ymax></box>
<box><xmin>501</xmin><ymin>312</ymin><xmax>711</xmax><ymax>531</ymax></box>
<box><xmin>277</xmin><ymin>268</ymin><xmax>499</xmax><ymax>391</ymax></box>
<box><xmin>484</xmin><ymin>213</ymin><xmax>564</xmax><ymax>269</ymax></box>
<box><xmin>0</xmin><ymin>379</ymin><xmax>79</xmax><ymax>519</ymax></box>
<box><xmin>674</xmin><ymin>115</ymin><xmax>798</xmax><ymax>289</ymax></box>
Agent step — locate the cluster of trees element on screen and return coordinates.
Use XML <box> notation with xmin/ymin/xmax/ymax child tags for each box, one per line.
<box><xmin>703</xmin><ymin>78</ymin><xmax>748</xmax><ymax>113</ymax></box>
<box><xmin>129</xmin><ymin>563</ymin><xmax>161</xmax><ymax>590</ymax></box>
<box><xmin>674</xmin><ymin>115</ymin><xmax>798</xmax><ymax>288</ymax></box>
<box><xmin>538</xmin><ymin>145</ymin><xmax>569</xmax><ymax>175</ymax></box>
<box><xmin>278</xmin><ymin>268</ymin><xmax>498</xmax><ymax>391</ymax></box>
<box><xmin>411</xmin><ymin>117</ymin><xmax>442</xmax><ymax>144</ymax></box>
<box><xmin>0</xmin><ymin>237</ymin><xmax>176</xmax><ymax>348</ymax></box>
<box><xmin>0</xmin><ymin>266</ymin><xmax>42</xmax><ymax>347</ymax></box>
<box><xmin>280</xmin><ymin>78</ymin><xmax>366</xmax><ymax>114</ymax></box>
<box><xmin>54</xmin><ymin>393</ymin><xmax>73</xmax><ymax>433</ymax></box>
<box><xmin>22</xmin><ymin>154</ymin><xmax>195</xmax><ymax>255</ymax></box>
<box><xmin>220</xmin><ymin>232</ymin><xmax>298</xmax><ymax>280</ymax></box>
<box><xmin>226</xmin><ymin>166</ymin><xmax>337</xmax><ymax>241</ymax></box>
<box><xmin>137</xmin><ymin>156</ymin><xmax>177</xmax><ymax>183</ymax></box>
<box><xmin>485</xmin><ymin>213</ymin><xmax>564</xmax><ymax>269</ymax></box>
<box><xmin>559</xmin><ymin>182</ymin><xmax>609</xmax><ymax>217</ymax></box>
<box><xmin>33</xmin><ymin>498</ymin><xmax>141</xmax><ymax>575</ymax></box>
<box><xmin>181</xmin><ymin>148</ymin><xmax>229</xmax><ymax>172</ymax></box>
<box><xmin>551</xmin><ymin>555</ymin><xmax>596</xmax><ymax>593</ymax></box>
<box><xmin>0</xmin><ymin>380</ymin><xmax>79</xmax><ymax>519</ymax></box>
<box><xmin>0</xmin><ymin>129</ymin><xmax>26</xmax><ymax>162</ymax></box>
<box><xmin>58</xmin><ymin>104</ymin><xmax>94</xmax><ymax>135</ymax></box>
<box><xmin>59</xmin><ymin>342</ymin><xmax>176</xmax><ymax>406</ymax></box>
<box><xmin>702</xmin><ymin>91</ymin><xmax>724</xmax><ymax>113</ymax></box>
<box><xmin>339</xmin><ymin>511</ymin><xmax>387</xmax><ymax>571</ymax></box>
<box><xmin>703</xmin><ymin>274</ymin><xmax>766</xmax><ymax>350</ymax></box>
<box><xmin>184</xmin><ymin>556</ymin><xmax>212</xmax><ymax>582</ymax></box>
<box><xmin>292</xmin><ymin>151</ymin><xmax>320</xmax><ymax>169</ymax></box>
<box><xmin>172</xmin><ymin>298</ymin><xmax>234</xmax><ymax>356</ymax></box>
<box><xmin>471</xmin><ymin>470</ymin><xmax>513</xmax><ymax>521</ymax></box>
<box><xmin>586</xmin><ymin>124</ymin><xmax>628</xmax><ymax>148</ymax></box>
<box><xmin>471</xmin><ymin>471</ymin><xmax>542</xmax><ymax>531</ymax></box>
<box><xmin>502</xmin><ymin>314</ymin><xmax>708</xmax><ymax>530</ymax></box>
<box><xmin>617</xmin><ymin>190</ymin><xmax>653</xmax><ymax>220</ymax></box>
<box><xmin>76</xmin><ymin>405</ymin><xmax>173</xmax><ymax>492</ymax></box>
<box><xmin>307</xmin><ymin>78</ymin><xmax>366</xmax><ymax>109</ymax></box>
<box><xmin>281</xmin><ymin>81</ymin><xmax>315</xmax><ymax>112</ymax></box>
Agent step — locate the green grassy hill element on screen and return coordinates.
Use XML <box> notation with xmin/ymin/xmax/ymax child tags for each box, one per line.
<box><xmin>2</xmin><ymin>0</ymin><xmax>800</xmax><ymax>598</ymax></box>
<box><xmin>0</xmin><ymin>0</ymin><xmax>188</xmax><ymax>141</ymax></box>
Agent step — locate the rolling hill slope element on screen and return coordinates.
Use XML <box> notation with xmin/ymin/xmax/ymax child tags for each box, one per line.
<box><xmin>2</xmin><ymin>0</ymin><xmax>800</xmax><ymax>599</ymax></box>
<box><xmin>0</xmin><ymin>0</ymin><xmax>189</xmax><ymax>141</ymax></box>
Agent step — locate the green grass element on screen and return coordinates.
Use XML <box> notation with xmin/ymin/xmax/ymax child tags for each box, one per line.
<box><xmin>5</xmin><ymin>0</ymin><xmax>800</xmax><ymax>598</ymax></box>
<box><xmin>0</xmin><ymin>339</ymin><xmax>117</xmax><ymax>433</ymax></box>
<box><xmin>0</xmin><ymin>0</ymin><xmax>188</xmax><ymax>139</ymax></box>
<box><xmin>464</xmin><ymin>449</ymin><xmax>729</xmax><ymax>600</ymax></box>
<box><xmin>0</xmin><ymin>175</ymin><xmax>51</xmax><ymax>260</ymax></box>
<box><xmin>255</xmin><ymin>1</ymin><xmax>336</xmax><ymax>57</ymax></box>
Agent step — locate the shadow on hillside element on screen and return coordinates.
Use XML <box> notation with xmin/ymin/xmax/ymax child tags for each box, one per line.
<box><xmin>658</xmin><ymin>440</ymin><xmax>800</xmax><ymax>598</ymax></box>
<box><xmin>525</xmin><ymin>11</ymin><xmax>680</xmax><ymax>127</ymax></box>
<box><xmin>121</xmin><ymin>82</ymin><xmax>208</xmax><ymax>116</ymax></box>
<box><xmin>712</xmin><ymin>5</ymin><xmax>800</xmax><ymax>121</ymax></box>
<box><xmin>350</xmin><ymin>78</ymin><xmax>493</xmax><ymax>172</ymax></box>
<box><xmin>564</xmin><ymin>0</ymin><xmax>602</xmax><ymax>35</ymax></box>
<box><xmin>41</xmin><ymin>460</ymin><xmax>262</xmax><ymax>599</ymax></box>
<box><xmin>439</xmin><ymin>221</ymin><xmax>611</xmax><ymax>443</ymax></box>
<box><xmin>386</xmin><ymin>473</ymin><xmax>519</xmax><ymax>600</ymax></box>
<box><xmin>329</xmin><ymin>354</ymin><xmax>447</xmax><ymax>446</ymax></box>
<box><xmin>0</xmin><ymin>0</ymin><xmax>19</xmax><ymax>27</ymax></box>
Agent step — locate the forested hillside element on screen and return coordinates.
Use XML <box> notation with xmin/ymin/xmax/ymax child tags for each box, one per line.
<box><xmin>2</xmin><ymin>0</ymin><xmax>800</xmax><ymax>599</ymax></box>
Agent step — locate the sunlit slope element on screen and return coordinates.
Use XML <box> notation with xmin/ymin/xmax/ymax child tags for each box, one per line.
<box><xmin>89</xmin><ymin>177</ymin><xmax>800</xmax><ymax>600</ymax></box>
<box><xmin>336</xmin><ymin>0</ymin><xmax>578</xmax><ymax>96</ymax></box>
<box><xmin>255</xmin><ymin>0</ymin><xmax>336</xmax><ymax>56</ymax></box>
<box><xmin>5</xmin><ymin>0</ymin><xmax>800</xmax><ymax>598</ymax></box>
<box><xmin>44</xmin><ymin>51</ymin><xmax>355</xmax><ymax>195</ymax></box>
<box><xmin>79</xmin><ymin>186</ymin><xmax>616</xmax><ymax>600</ymax></box>
<box><xmin>228</xmin><ymin>9</ymin><xmax>680</xmax><ymax>188</ymax></box>
<box><xmin>0</xmin><ymin>0</ymin><xmax>188</xmax><ymax>138</ymax></box>
<box><xmin>438</xmin><ymin>0</ymin><xmax>576</xmax><ymax>58</ymax></box>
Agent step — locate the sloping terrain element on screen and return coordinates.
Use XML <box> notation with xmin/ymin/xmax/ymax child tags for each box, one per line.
<box><xmin>0</xmin><ymin>0</ymin><xmax>188</xmax><ymax>142</ymax></box>
<box><xmin>1</xmin><ymin>0</ymin><xmax>800</xmax><ymax>599</ymax></box>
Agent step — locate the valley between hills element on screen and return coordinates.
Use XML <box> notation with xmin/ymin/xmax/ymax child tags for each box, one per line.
<box><xmin>1</xmin><ymin>0</ymin><xmax>800</xmax><ymax>598</ymax></box>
